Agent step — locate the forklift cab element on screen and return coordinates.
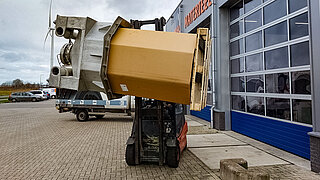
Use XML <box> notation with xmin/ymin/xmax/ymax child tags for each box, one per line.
<box><xmin>125</xmin><ymin>98</ymin><xmax>188</xmax><ymax>168</ymax></box>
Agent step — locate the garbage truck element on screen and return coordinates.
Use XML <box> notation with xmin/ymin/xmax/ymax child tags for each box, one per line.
<box><xmin>49</xmin><ymin>15</ymin><xmax>211</xmax><ymax>167</ymax></box>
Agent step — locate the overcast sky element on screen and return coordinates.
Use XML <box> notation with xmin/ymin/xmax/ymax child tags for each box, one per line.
<box><xmin>0</xmin><ymin>0</ymin><xmax>181</xmax><ymax>84</ymax></box>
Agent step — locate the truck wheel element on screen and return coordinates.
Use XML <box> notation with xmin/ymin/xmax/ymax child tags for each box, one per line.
<box><xmin>125</xmin><ymin>144</ymin><xmax>135</xmax><ymax>166</ymax></box>
<box><xmin>167</xmin><ymin>147</ymin><xmax>180</xmax><ymax>168</ymax></box>
<box><xmin>76</xmin><ymin>109</ymin><xmax>89</xmax><ymax>122</ymax></box>
<box><xmin>126</xmin><ymin>110</ymin><xmax>132</xmax><ymax>116</ymax></box>
<box><xmin>51</xmin><ymin>95</ymin><xmax>56</xmax><ymax>99</ymax></box>
<box><xmin>95</xmin><ymin>115</ymin><xmax>104</xmax><ymax>119</ymax></box>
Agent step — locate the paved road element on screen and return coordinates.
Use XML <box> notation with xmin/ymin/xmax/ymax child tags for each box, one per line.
<box><xmin>0</xmin><ymin>100</ymin><xmax>218</xmax><ymax>179</ymax></box>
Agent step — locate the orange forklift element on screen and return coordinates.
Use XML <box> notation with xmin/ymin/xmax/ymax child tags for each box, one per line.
<box><xmin>125</xmin><ymin>18</ymin><xmax>188</xmax><ymax>168</ymax></box>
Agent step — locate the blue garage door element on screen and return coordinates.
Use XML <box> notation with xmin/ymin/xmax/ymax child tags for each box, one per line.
<box><xmin>191</xmin><ymin>105</ymin><xmax>211</xmax><ymax>122</ymax></box>
<box><xmin>231</xmin><ymin>111</ymin><xmax>312</xmax><ymax>159</ymax></box>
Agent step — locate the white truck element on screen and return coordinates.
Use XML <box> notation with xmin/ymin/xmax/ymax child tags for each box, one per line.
<box><xmin>41</xmin><ymin>88</ymin><xmax>57</xmax><ymax>99</ymax></box>
<box><xmin>56</xmin><ymin>91</ymin><xmax>134</xmax><ymax>121</ymax></box>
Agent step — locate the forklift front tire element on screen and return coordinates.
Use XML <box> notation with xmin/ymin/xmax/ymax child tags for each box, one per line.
<box><xmin>76</xmin><ymin>109</ymin><xmax>89</xmax><ymax>122</ymax></box>
<box><xmin>167</xmin><ymin>147</ymin><xmax>180</xmax><ymax>168</ymax></box>
<box><xmin>125</xmin><ymin>144</ymin><xmax>135</xmax><ymax>166</ymax></box>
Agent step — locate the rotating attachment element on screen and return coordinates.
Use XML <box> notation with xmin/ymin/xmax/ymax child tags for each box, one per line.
<box><xmin>60</xmin><ymin>42</ymin><xmax>73</xmax><ymax>65</ymax></box>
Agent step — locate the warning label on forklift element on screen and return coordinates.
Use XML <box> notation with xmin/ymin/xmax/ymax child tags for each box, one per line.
<box><xmin>120</xmin><ymin>84</ymin><xmax>129</xmax><ymax>91</ymax></box>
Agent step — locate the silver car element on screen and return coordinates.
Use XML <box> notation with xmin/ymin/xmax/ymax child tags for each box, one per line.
<box><xmin>8</xmin><ymin>92</ymin><xmax>41</xmax><ymax>102</ymax></box>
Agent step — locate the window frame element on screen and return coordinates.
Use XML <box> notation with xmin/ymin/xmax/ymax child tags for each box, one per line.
<box><xmin>229</xmin><ymin>0</ymin><xmax>311</xmax><ymax>126</ymax></box>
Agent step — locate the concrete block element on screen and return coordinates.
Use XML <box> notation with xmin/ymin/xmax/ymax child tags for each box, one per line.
<box><xmin>220</xmin><ymin>158</ymin><xmax>270</xmax><ymax>180</ymax></box>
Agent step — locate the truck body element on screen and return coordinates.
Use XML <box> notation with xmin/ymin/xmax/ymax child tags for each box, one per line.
<box><xmin>56</xmin><ymin>91</ymin><xmax>133</xmax><ymax>121</ymax></box>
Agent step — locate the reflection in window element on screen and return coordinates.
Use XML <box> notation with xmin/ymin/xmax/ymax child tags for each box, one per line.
<box><xmin>266</xmin><ymin>73</ymin><xmax>290</xmax><ymax>94</ymax></box>
<box><xmin>265</xmin><ymin>47</ymin><xmax>288</xmax><ymax>70</ymax></box>
<box><xmin>245</xmin><ymin>0</ymin><xmax>261</xmax><ymax>13</ymax></box>
<box><xmin>245</xmin><ymin>31</ymin><xmax>262</xmax><ymax>52</ymax></box>
<box><xmin>230</xmin><ymin>21</ymin><xmax>244</xmax><ymax>39</ymax></box>
<box><xmin>231</xmin><ymin>77</ymin><xmax>245</xmax><ymax>92</ymax></box>
<box><xmin>246</xmin><ymin>53</ymin><xmax>263</xmax><ymax>72</ymax></box>
<box><xmin>289</xmin><ymin>0</ymin><xmax>307</xmax><ymax>13</ymax></box>
<box><xmin>247</xmin><ymin>96</ymin><xmax>264</xmax><ymax>115</ymax></box>
<box><xmin>246</xmin><ymin>75</ymin><xmax>264</xmax><ymax>93</ymax></box>
<box><xmin>232</xmin><ymin>95</ymin><xmax>245</xmax><ymax>111</ymax></box>
<box><xmin>292</xmin><ymin>71</ymin><xmax>311</xmax><ymax>94</ymax></box>
<box><xmin>230</xmin><ymin>1</ymin><xmax>244</xmax><ymax>22</ymax></box>
<box><xmin>290</xmin><ymin>41</ymin><xmax>310</xmax><ymax>67</ymax></box>
<box><xmin>231</xmin><ymin>58</ymin><xmax>245</xmax><ymax>74</ymax></box>
<box><xmin>293</xmin><ymin>99</ymin><xmax>312</xmax><ymax>125</ymax></box>
<box><xmin>290</xmin><ymin>13</ymin><xmax>309</xmax><ymax>40</ymax></box>
<box><xmin>267</xmin><ymin>98</ymin><xmax>290</xmax><ymax>120</ymax></box>
<box><xmin>264</xmin><ymin>0</ymin><xmax>287</xmax><ymax>24</ymax></box>
<box><xmin>264</xmin><ymin>21</ymin><xmax>288</xmax><ymax>47</ymax></box>
<box><xmin>230</xmin><ymin>39</ymin><xmax>244</xmax><ymax>56</ymax></box>
<box><xmin>245</xmin><ymin>10</ymin><xmax>262</xmax><ymax>32</ymax></box>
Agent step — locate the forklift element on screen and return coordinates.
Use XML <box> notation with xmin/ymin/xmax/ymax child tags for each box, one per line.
<box><xmin>125</xmin><ymin>18</ymin><xmax>188</xmax><ymax>168</ymax></box>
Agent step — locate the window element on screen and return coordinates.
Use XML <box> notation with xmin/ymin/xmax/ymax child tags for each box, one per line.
<box><xmin>230</xmin><ymin>39</ymin><xmax>244</xmax><ymax>56</ymax></box>
<box><xmin>246</xmin><ymin>75</ymin><xmax>264</xmax><ymax>93</ymax></box>
<box><xmin>265</xmin><ymin>47</ymin><xmax>288</xmax><ymax>70</ymax></box>
<box><xmin>266</xmin><ymin>98</ymin><xmax>290</xmax><ymax>120</ymax></box>
<box><xmin>245</xmin><ymin>0</ymin><xmax>261</xmax><ymax>13</ymax></box>
<box><xmin>229</xmin><ymin>0</ymin><xmax>311</xmax><ymax>125</ymax></box>
<box><xmin>289</xmin><ymin>0</ymin><xmax>307</xmax><ymax>13</ymax></box>
<box><xmin>264</xmin><ymin>0</ymin><xmax>287</xmax><ymax>24</ymax></box>
<box><xmin>230</xmin><ymin>21</ymin><xmax>244</xmax><ymax>39</ymax></box>
<box><xmin>231</xmin><ymin>77</ymin><xmax>245</xmax><ymax>92</ymax></box>
<box><xmin>245</xmin><ymin>10</ymin><xmax>262</xmax><ymax>32</ymax></box>
<box><xmin>292</xmin><ymin>71</ymin><xmax>311</xmax><ymax>94</ymax></box>
<box><xmin>247</xmin><ymin>96</ymin><xmax>264</xmax><ymax>115</ymax></box>
<box><xmin>292</xmin><ymin>99</ymin><xmax>312</xmax><ymax>125</ymax></box>
<box><xmin>245</xmin><ymin>31</ymin><xmax>262</xmax><ymax>52</ymax></box>
<box><xmin>290</xmin><ymin>41</ymin><xmax>310</xmax><ymax>67</ymax></box>
<box><xmin>231</xmin><ymin>58</ymin><xmax>245</xmax><ymax>74</ymax></box>
<box><xmin>264</xmin><ymin>21</ymin><xmax>288</xmax><ymax>47</ymax></box>
<box><xmin>266</xmin><ymin>73</ymin><xmax>290</xmax><ymax>94</ymax></box>
<box><xmin>290</xmin><ymin>13</ymin><xmax>309</xmax><ymax>40</ymax></box>
<box><xmin>232</xmin><ymin>95</ymin><xmax>245</xmax><ymax>111</ymax></box>
<box><xmin>230</xmin><ymin>1</ymin><xmax>244</xmax><ymax>21</ymax></box>
<box><xmin>245</xmin><ymin>53</ymin><xmax>263</xmax><ymax>72</ymax></box>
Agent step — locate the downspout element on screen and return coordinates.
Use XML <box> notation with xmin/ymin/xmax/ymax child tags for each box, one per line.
<box><xmin>210</xmin><ymin>0</ymin><xmax>218</xmax><ymax>128</ymax></box>
<box><xmin>179</xmin><ymin>4</ymin><xmax>183</xmax><ymax>33</ymax></box>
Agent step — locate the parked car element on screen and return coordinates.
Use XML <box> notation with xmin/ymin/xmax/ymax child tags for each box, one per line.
<box><xmin>29</xmin><ymin>90</ymin><xmax>47</xmax><ymax>100</ymax></box>
<box><xmin>8</xmin><ymin>92</ymin><xmax>41</xmax><ymax>102</ymax></box>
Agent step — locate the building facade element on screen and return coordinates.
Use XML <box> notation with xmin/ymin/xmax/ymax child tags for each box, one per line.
<box><xmin>166</xmin><ymin>0</ymin><xmax>320</xmax><ymax>172</ymax></box>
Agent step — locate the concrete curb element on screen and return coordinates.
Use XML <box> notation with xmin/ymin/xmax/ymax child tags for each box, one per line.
<box><xmin>220</xmin><ymin>158</ymin><xmax>270</xmax><ymax>180</ymax></box>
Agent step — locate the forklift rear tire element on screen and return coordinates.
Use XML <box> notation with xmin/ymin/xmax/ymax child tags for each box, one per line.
<box><xmin>125</xmin><ymin>144</ymin><xmax>135</xmax><ymax>166</ymax></box>
<box><xmin>167</xmin><ymin>147</ymin><xmax>180</xmax><ymax>168</ymax></box>
<box><xmin>76</xmin><ymin>109</ymin><xmax>89</xmax><ymax>122</ymax></box>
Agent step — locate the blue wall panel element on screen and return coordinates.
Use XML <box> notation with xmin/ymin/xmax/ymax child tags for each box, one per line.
<box><xmin>231</xmin><ymin>111</ymin><xmax>312</xmax><ymax>159</ymax></box>
<box><xmin>191</xmin><ymin>105</ymin><xmax>211</xmax><ymax>122</ymax></box>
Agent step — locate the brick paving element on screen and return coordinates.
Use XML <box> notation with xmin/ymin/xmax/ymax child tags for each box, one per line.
<box><xmin>0</xmin><ymin>100</ymin><xmax>219</xmax><ymax>179</ymax></box>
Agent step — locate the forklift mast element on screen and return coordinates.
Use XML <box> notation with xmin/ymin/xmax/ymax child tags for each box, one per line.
<box><xmin>125</xmin><ymin>18</ymin><xmax>186</xmax><ymax>167</ymax></box>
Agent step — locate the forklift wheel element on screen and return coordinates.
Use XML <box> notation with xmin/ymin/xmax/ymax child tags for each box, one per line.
<box><xmin>125</xmin><ymin>144</ymin><xmax>135</xmax><ymax>166</ymax></box>
<box><xmin>76</xmin><ymin>109</ymin><xmax>89</xmax><ymax>122</ymax></box>
<box><xmin>167</xmin><ymin>147</ymin><xmax>180</xmax><ymax>168</ymax></box>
